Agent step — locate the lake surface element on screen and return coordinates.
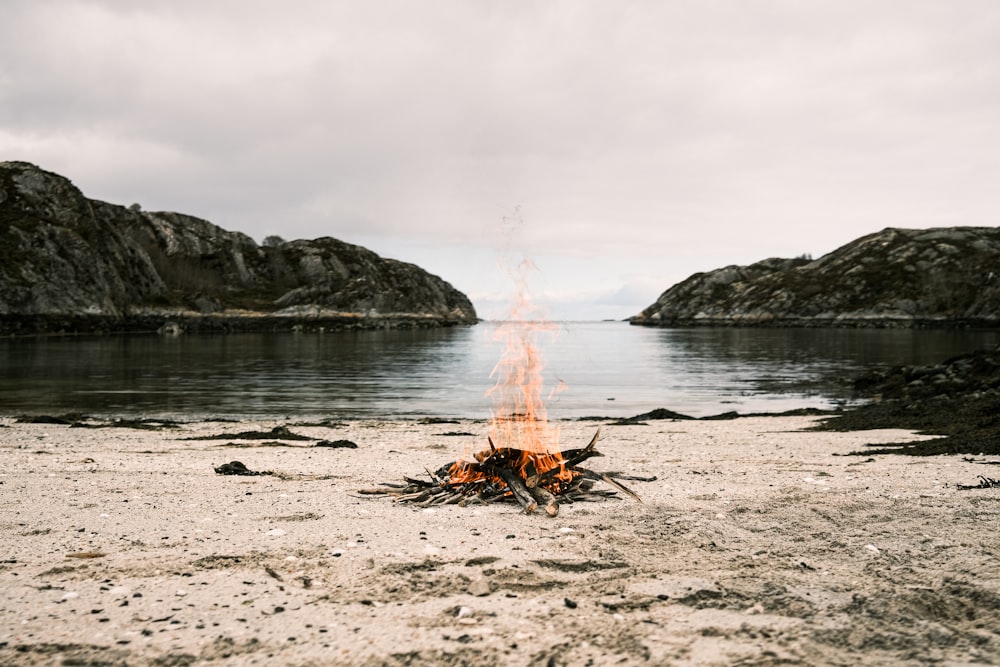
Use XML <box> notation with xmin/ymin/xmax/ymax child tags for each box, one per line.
<box><xmin>2</xmin><ymin>322</ymin><xmax>999</xmax><ymax>420</ymax></box>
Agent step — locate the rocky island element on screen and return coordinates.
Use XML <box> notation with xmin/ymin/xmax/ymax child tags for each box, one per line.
<box><xmin>0</xmin><ymin>161</ymin><xmax>477</xmax><ymax>336</ymax></box>
<box><xmin>631</xmin><ymin>226</ymin><xmax>1000</xmax><ymax>328</ymax></box>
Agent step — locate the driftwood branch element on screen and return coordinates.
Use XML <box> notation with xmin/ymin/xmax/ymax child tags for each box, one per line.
<box><xmin>527</xmin><ymin>484</ymin><xmax>560</xmax><ymax>517</ymax></box>
<box><xmin>578</xmin><ymin>468</ymin><xmax>643</xmax><ymax>502</ymax></box>
<box><xmin>532</xmin><ymin>428</ymin><xmax>604</xmax><ymax>488</ymax></box>
<box><xmin>551</xmin><ymin>428</ymin><xmax>603</xmax><ymax>469</ymax></box>
<box><xmin>498</xmin><ymin>468</ymin><xmax>538</xmax><ymax>514</ymax></box>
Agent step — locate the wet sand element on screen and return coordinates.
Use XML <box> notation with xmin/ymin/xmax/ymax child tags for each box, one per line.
<box><xmin>1</xmin><ymin>416</ymin><xmax>998</xmax><ymax>666</ymax></box>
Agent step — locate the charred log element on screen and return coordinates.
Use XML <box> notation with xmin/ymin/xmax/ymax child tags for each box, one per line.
<box><xmin>498</xmin><ymin>468</ymin><xmax>538</xmax><ymax>514</ymax></box>
<box><xmin>527</xmin><ymin>484</ymin><xmax>560</xmax><ymax>517</ymax></box>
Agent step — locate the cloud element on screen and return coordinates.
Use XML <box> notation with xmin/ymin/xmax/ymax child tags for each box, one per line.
<box><xmin>3</xmin><ymin>1</ymin><xmax>1000</xmax><ymax>319</ymax></box>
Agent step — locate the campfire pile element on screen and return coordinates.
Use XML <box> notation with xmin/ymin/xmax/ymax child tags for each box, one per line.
<box><xmin>363</xmin><ymin>428</ymin><xmax>646</xmax><ymax>516</ymax></box>
<box><xmin>365</xmin><ymin>289</ymin><xmax>651</xmax><ymax>515</ymax></box>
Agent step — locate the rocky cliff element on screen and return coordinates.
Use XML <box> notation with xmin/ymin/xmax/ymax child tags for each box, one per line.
<box><xmin>630</xmin><ymin>226</ymin><xmax>1000</xmax><ymax>328</ymax></box>
<box><xmin>0</xmin><ymin>161</ymin><xmax>477</xmax><ymax>335</ymax></box>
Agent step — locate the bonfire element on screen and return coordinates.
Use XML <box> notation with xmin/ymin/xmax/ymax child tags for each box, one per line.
<box><xmin>364</xmin><ymin>312</ymin><xmax>647</xmax><ymax>516</ymax></box>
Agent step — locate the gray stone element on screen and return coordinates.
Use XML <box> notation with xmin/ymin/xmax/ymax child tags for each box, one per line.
<box><xmin>466</xmin><ymin>575</ymin><xmax>492</xmax><ymax>597</ymax></box>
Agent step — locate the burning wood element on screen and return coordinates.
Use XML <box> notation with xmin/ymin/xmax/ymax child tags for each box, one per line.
<box><xmin>361</xmin><ymin>427</ymin><xmax>648</xmax><ymax>515</ymax></box>
<box><xmin>363</xmin><ymin>274</ymin><xmax>652</xmax><ymax>514</ymax></box>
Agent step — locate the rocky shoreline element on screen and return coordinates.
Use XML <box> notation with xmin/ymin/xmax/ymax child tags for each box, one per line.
<box><xmin>576</xmin><ymin>344</ymin><xmax>1000</xmax><ymax>457</ymax></box>
<box><xmin>630</xmin><ymin>316</ymin><xmax>1000</xmax><ymax>329</ymax></box>
<box><xmin>813</xmin><ymin>345</ymin><xmax>1000</xmax><ymax>456</ymax></box>
<box><xmin>0</xmin><ymin>312</ymin><xmax>476</xmax><ymax>337</ymax></box>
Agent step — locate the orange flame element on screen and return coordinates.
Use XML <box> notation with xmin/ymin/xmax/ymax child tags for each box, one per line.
<box><xmin>448</xmin><ymin>257</ymin><xmax>576</xmax><ymax>493</ymax></box>
<box><xmin>487</xmin><ymin>318</ymin><xmax>558</xmax><ymax>452</ymax></box>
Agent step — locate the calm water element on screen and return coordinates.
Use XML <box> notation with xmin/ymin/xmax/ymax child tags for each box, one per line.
<box><xmin>2</xmin><ymin>322</ymin><xmax>998</xmax><ymax>420</ymax></box>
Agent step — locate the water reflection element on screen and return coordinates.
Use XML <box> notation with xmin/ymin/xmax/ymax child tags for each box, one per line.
<box><xmin>1</xmin><ymin>323</ymin><xmax>997</xmax><ymax>420</ymax></box>
<box><xmin>641</xmin><ymin>327</ymin><xmax>1000</xmax><ymax>415</ymax></box>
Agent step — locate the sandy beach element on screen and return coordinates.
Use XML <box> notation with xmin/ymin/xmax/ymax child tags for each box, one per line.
<box><xmin>2</xmin><ymin>415</ymin><xmax>998</xmax><ymax>666</ymax></box>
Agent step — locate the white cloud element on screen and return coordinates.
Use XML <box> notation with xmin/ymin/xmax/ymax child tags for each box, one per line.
<box><xmin>3</xmin><ymin>0</ymin><xmax>1000</xmax><ymax>319</ymax></box>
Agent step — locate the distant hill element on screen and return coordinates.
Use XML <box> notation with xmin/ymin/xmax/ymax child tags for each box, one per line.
<box><xmin>630</xmin><ymin>226</ymin><xmax>1000</xmax><ymax>328</ymax></box>
<box><xmin>0</xmin><ymin>161</ymin><xmax>477</xmax><ymax>335</ymax></box>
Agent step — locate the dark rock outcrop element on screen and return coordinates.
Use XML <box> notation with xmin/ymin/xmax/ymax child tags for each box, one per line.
<box><xmin>0</xmin><ymin>161</ymin><xmax>477</xmax><ymax>335</ymax></box>
<box><xmin>814</xmin><ymin>346</ymin><xmax>1000</xmax><ymax>456</ymax></box>
<box><xmin>852</xmin><ymin>347</ymin><xmax>1000</xmax><ymax>403</ymax></box>
<box><xmin>631</xmin><ymin>227</ymin><xmax>1000</xmax><ymax>328</ymax></box>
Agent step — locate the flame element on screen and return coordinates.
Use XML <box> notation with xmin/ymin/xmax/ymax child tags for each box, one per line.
<box><xmin>486</xmin><ymin>319</ymin><xmax>558</xmax><ymax>452</ymax></box>
<box><xmin>447</xmin><ymin>258</ymin><xmax>577</xmax><ymax>494</ymax></box>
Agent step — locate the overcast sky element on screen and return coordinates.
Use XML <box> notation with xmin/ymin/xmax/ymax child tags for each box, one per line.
<box><xmin>3</xmin><ymin>1</ymin><xmax>999</xmax><ymax>320</ymax></box>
